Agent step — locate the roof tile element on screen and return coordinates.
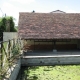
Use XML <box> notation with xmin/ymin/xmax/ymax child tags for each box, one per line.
<box><xmin>18</xmin><ymin>12</ymin><xmax>80</xmax><ymax>39</ymax></box>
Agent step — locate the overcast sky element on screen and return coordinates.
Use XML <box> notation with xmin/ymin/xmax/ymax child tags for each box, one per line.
<box><xmin>0</xmin><ymin>0</ymin><xmax>80</xmax><ymax>25</ymax></box>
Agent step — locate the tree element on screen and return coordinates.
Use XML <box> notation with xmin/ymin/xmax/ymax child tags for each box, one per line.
<box><xmin>0</xmin><ymin>16</ymin><xmax>17</xmax><ymax>40</ymax></box>
<box><xmin>9</xmin><ymin>17</ymin><xmax>15</xmax><ymax>32</ymax></box>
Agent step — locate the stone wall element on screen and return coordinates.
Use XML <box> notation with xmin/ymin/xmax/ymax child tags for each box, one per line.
<box><xmin>21</xmin><ymin>56</ymin><xmax>80</xmax><ymax>66</ymax></box>
<box><xmin>9</xmin><ymin>59</ymin><xmax>21</xmax><ymax>80</ymax></box>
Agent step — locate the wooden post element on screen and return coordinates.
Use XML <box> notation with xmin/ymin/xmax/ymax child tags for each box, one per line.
<box><xmin>52</xmin><ymin>40</ymin><xmax>53</xmax><ymax>49</ymax></box>
<box><xmin>1</xmin><ymin>42</ymin><xmax>3</xmax><ymax>69</ymax></box>
<box><xmin>8</xmin><ymin>40</ymin><xmax>11</xmax><ymax>58</ymax></box>
<box><xmin>53</xmin><ymin>40</ymin><xmax>56</xmax><ymax>49</ymax></box>
<box><xmin>19</xmin><ymin>38</ymin><xmax>21</xmax><ymax>50</ymax></box>
<box><xmin>17</xmin><ymin>38</ymin><xmax>20</xmax><ymax>52</ymax></box>
<box><xmin>13</xmin><ymin>39</ymin><xmax>15</xmax><ymax>48</ymax></box>
<box><xmin>20</xmin><ymin>38</ymin><xmax>22</xmax><ymax>50</ymax></box>
<box><xmin>53</xmin><ymin>40</ymin><xmax>57</xmax><ymax>52</ymax></box>
<box><xmin>54</xmin><ymin>41</ymin><xmax>56</xmax><ymax>49</ymax></box>
<box><xmin>34</xmin><ymin>40</ymin><xmax>35</xmax><ymax>50</ymax></box>
<box><xmin>0</xmin><ymin>42</ymin><xmax>3</xmax><ymax>80</ymax></box>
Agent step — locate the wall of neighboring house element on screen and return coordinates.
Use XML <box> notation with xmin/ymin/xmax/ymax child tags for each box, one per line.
<box><xmin>3</xmin><ymin>32</ymin><xmax>18</xmax><ymax>41</ymax></box>
<box><xmin>23</xmin><ymin>39</ymin><xmax>79</xmax><ymax>50</ymax></box>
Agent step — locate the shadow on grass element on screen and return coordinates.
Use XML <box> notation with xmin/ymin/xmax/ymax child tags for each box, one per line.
<box><xmin>28</xmin><ymin>66</ymin><xmax>39</xmax><ymax>70</ymax></box>
<box><xmin>26</xmin><ymin>75</ymin><xmax>38</xmax><ymax>80</ymax></box>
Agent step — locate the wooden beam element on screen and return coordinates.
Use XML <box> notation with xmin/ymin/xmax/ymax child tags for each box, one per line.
<box><xmin>34</xmin><ymin>40</ymin><xmax>35</xmax><ymax>50</ymax></box>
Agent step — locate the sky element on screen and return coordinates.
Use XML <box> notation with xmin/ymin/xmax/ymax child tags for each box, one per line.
<box><xmin>0</xmin><ymin>0</ymin><xmax>80</xmax><ymax>25</ymax></box>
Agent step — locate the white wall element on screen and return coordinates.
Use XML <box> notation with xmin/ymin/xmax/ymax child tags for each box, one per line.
<box><xmin>3</xmin><ymin>32</ymin><xmax>18</xmax><ymax>41</ymax></box>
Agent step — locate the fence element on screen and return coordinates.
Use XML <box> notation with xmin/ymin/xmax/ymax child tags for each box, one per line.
<box><xmin>0</xmin><ymin>38</ymin><xmax>23</xmax><ymax>80</ymax></box>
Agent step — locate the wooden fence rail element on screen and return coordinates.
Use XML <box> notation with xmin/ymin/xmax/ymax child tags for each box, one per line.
<box><xmin>0</xmin><ymin>38</ymin><xmax>23</xmax><ymax>80</ymax></box>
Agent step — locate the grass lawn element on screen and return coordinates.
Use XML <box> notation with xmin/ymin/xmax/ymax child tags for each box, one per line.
<box><xmin>24</xmin><ymin>65</ymin><xmax>80</xmax><ymax>80</ymax></box>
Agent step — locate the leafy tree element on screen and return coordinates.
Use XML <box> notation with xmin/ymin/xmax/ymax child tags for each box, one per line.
<box><xmin>9</xmin><ymin>17</ymin><xmax>15</xmax><ymax>32</ymax></box>
<box><xmin>0</xmin><ymin>16</ymin><xmax>17</xmax><ymax>40</ymax></box>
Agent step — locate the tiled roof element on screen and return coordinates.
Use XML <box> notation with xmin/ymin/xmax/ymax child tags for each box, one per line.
<box><xmin>18</xmin><ymin>12</ymin><xmax>80</xmax><ymax>39</ymax></box>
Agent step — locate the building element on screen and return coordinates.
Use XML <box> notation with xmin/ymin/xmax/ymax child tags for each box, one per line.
<box><xmin>18</xmin><ymin>11</ymin><xmax>80</xmax><ymax>51</ymax></box>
